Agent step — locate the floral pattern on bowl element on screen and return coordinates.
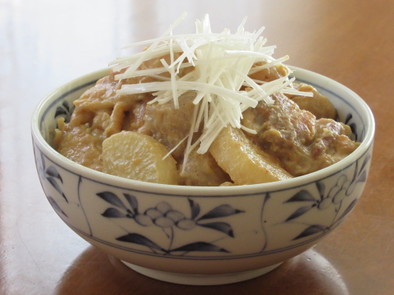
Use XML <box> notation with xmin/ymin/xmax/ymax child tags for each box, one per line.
<box><xmin>33</xmin><ymin>141</ymin><xmax>371</xmax><ymax>259</ymax></box>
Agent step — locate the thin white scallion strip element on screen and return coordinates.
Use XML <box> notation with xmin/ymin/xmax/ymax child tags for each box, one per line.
<box><xmin>111</xmin><ymin>13</ymin><xmax>188</xmax><ymax>74</ymax></box>
<box><xmin>282</xmin><ymin>88</ymin><xmax>314</xmax><ymax>97</ymax></box>
<box><xmin>111</xmin><ymin>46</ymin><xmax>182</xmax><ymax>73</ymax></box>
<box><xmin>194</xmin><ymin>96</ymin><xmax>209</xmax><ymax>132</ymax></box>
<box><xmin>241</xmin><ymin>125</ymin><xmax>258</xmax><ymax>134</ymax></box>
<box><xmin>196</xmin><ymin>119</ymin><xmax>226</xmax><ymax>154</ymax></box>
<box><xmin>248</xmin><ymin>55</ymin><xmax>290</xmax><ymax>74</ymax></box>
<box><xmin>162</xmin><ymin>135</ymin><xmax>188</xmax><ymax>160</ymax></box>
<box><xmin>115</xmin><ymin>62</ymin><xmax>193</xmax><ymax>80</ymax></box>
<box><xmin>118</xmin><ymin>81</ymin><xmax>259</xmax><ymax>107</ymax></box>
<box><xmin>181</xmin><ymin>104</ymin><xmax>199</xmax><ymax>173</ymax></box>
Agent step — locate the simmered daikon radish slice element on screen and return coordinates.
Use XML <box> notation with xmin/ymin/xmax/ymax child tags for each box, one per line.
<box><xmin>102</xmin><ymin>131</ymin><xmax>179</xmax><ymax>184</ymax></box>
<box><xmin>210</xmin><ymin>126</ymin><xmax>291</xmax><ymax>184</ymax></box>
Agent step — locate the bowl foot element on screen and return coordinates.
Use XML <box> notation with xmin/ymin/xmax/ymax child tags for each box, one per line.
<box><xmin>121</xmin><ymin>261</ymin><xmax>282</xmax><ymax>285</ymax></box>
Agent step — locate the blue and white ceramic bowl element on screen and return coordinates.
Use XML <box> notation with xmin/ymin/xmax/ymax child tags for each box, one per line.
<box><xmin>31</xmin><ymin>67</ymin><xmax>375</xmax><ymax>285</ymax></box>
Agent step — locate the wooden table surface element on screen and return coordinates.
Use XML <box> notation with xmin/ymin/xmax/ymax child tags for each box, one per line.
<box><xmin>1</xmin><ymin>0</ymin><xmax>393</xmax><ymax>294</ymax></box>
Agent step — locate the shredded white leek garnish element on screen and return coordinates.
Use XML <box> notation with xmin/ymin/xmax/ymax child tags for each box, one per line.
<box><xmin>110</xmin><ymin>14</ymin><xmax>313</xmax><ymax>160</ymax></box>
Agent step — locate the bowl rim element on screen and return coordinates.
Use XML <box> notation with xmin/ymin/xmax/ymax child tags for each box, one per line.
<box><xmin>31</xmin><ymin>66</ymin><xmax>375</xmax><ymax>196</ymax></box>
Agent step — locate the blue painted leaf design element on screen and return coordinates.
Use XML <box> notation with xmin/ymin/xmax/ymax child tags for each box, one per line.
<box><xmin>47</xmin><ymin>196</ymin><xmax>67</xmax><ymax>217</ymax></box>
<box><xmin>97</xmin><ymin>192</ymin><xmax>127</xmax><ymax>209</ymax></box>
<box><xmin>40</xmin><ymin>151</ymin><xmax>46</xmax><ymax>170</ymax></box>
<box><xmin>123</xmin><ymin>193</ymin><xmax>138</xmax><ymax>213</ymax></box>
<box><xmin>359</xmin><ymin>155</ymin><xmax>370</xmax><ymax>175</ymax></box>
<box><xmin>188</xmin><ymin>198</ymin><xmax>200</xmax><ymax>220</ymax></box>
<box><xmin>55</xmin><ymin>106</ymin><xmax>68</xmax><ymax>118</ymax></box>
<box><xmin>357</xmin><ymin>171</ymin><xmax>367</xmax><ymax>183</ymax></box>
<box><xmin>293</xmin><ymin>225</ymin><xmax>326</xmax><ymax>240</ymax></box>
<box><xmin>316</xmin><ymin>182</ymin><xmax>325</xmax><ymax>200</ymax></box>
<box><xmin>349</xmin><ymin>123</ymin><xmax>357</xmax><ymax>140</ymax></box>
<box><xmin>102</xmin><ymin>207</ymin><xmax>127</xmax><ymax>218</ymax></box>
<box><xmin>116</xmin><ymin>233</ymin><xmax>166</xmax><ymax>252</ymax></box>
<box><xmin>344</xmin><ymin>113</ymin><xmax>357</xmax><ymax>140</ymax></box>
<box><xmin>337</xmin><ymin>199</ymin><xmax>358</xmax><ymax>222</ymax></box>
<box><xmin>46</xmin><ymin>166</ymin><xmax>63</xmax><ymax>182</ymax></box>
<box><xmin>198</xmin><ymin>222</ymin><xmax>234</xmax><ymax>237</ymax></box>
<box><xmin>46</xmin><ymin>177</ymin><xmax>68</xmax><ymax>203</ymax></box>
<box><xmin>198</xmin><ymin>204</ymin><xmax>243</xmax><ymax>220</ymax></box>
<box><xmin>55</xmin><ymin>102</ymin><xmax>73</xmax><ymax>122</ymax></box>
<box><xmin>63</xmin><ymin>101</ymin><xmax>71</xmax><ymax>112</ymax></box>
<box><xmin>170</xmin><ymin>242</ymin><xmax>229</xmax><ymax>253</ymax></box>
<box><xmin>350</xmin><ymin>159</ymin><xmax>360</xmax><ymax>182</ymax></box>
<box><xmin>285</xmin><ymin>190</ymin><xmax>316</xmax><ymax>203</ymax></box>
<box><xmin>344</xmin><ymin>113</ymin><xmax>352</xmax><ymax>124</ymax></box>
<box><xmin>285</xmin><ymin>205</ymin><xmax>314</xmax><ymax>222</ymax></box>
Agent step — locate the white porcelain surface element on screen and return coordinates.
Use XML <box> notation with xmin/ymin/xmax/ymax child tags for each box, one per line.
<box><xmin>122</xmin><ymin>261</ymin><xmax>282</xmax><ymax>285</ymax></box>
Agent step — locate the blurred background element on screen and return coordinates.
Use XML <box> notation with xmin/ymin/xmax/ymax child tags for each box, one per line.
<box><xmin>2</xmin><ymin>0</ymin><xmax>390</xmax><ymax>98</ymax></box>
